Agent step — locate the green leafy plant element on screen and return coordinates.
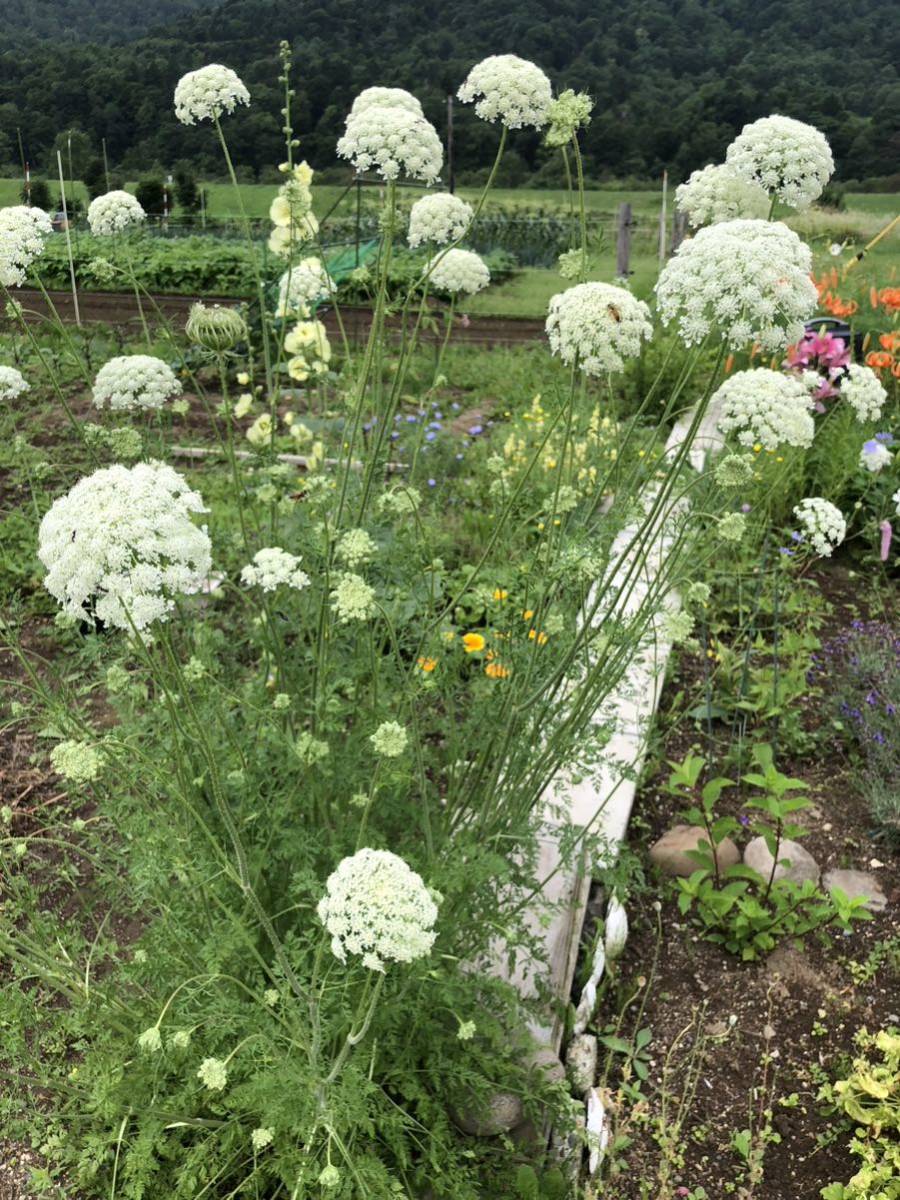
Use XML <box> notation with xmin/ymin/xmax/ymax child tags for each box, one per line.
<box><xmin>667</xmin><ymin>745</ymin><xmax>870</xmax><ymax>959</ymax></box>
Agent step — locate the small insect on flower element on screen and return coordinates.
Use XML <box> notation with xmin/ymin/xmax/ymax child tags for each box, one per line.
<box><xmin>462</xmin><ymin>632</ymin><xmax>486</xmax><ymax>653</ymax></box>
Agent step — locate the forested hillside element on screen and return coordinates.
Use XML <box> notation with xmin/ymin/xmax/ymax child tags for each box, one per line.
<box><xmin>0</xmin><ymin>0</ymin><xmax>211</xmax><ymax>43</ymax></box>
<box><xmin>2</xmin><ymin>0</ymin><xmax>897</xmax><ymax>183</ymax></box>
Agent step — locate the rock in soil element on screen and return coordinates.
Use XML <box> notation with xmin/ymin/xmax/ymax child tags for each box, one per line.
<box><xmin>649</xmin><ymin>824</ymin><xmax>740</xmax><ymax>876</ymax></box>
<box><xmin>566</xmin><ymin>1033</ymin><xmax>598</xmax><ymax>1094</ymax></box>
<box><xmin>822</xmin><ymin>867</ymin><xmax>888</xmax><ymax>912</ymax></box>
<box><xmin>743</xmin><ymin>836</ymin><xmax>820</xmax><ymax>885</ymax></box>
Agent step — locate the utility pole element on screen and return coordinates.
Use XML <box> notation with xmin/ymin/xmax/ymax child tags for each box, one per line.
<box><xmin>447</xmin><ymin>95</ymin><xmax>455</xmax><ymax>193</ymax></box>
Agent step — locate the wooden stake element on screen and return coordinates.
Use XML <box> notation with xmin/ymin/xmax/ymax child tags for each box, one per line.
<box><xmin>615</xmin><ymin>202</ymin><xmax>632</xmax><ymax>277</ymax></box>
<box><xmin>658</xmin><ymin>169</ymin><xmax>668</xmax><ymax>267</ymax></box>
<box><xmin>56</xmin><ymin>151</ymin><xmax>81</xmax><ymax>327</ymax></box>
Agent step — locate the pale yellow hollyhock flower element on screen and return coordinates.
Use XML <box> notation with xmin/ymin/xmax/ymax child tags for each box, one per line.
<box><xmin>290</xmin><ymin>421</ymin><xmax>313</xmax><ymax>445</ymax></box>
<box><xmin>285</xmin><ymin>320</ymin><xmax>331</xmax><ymax>362</ymax></box>
<box><xmin>287</xmin><ymin>356</ymin><xmax>310</xmax><ymax>382</ymax></box>
<box><xmin>294</xmin><ymin>161</ymin><xmax>314</xmax><ymax>186</ymax></box>
<box><xmin>234</xmin><ymin>393</ymin><xmax>253</xmax><ymax>418</ymax></box>
<box><xmin>246</xmin><ymin>413</ymin><xmax>273</xmax><ymax>446</ymax></box>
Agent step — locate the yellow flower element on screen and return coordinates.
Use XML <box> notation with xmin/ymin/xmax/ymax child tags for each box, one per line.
<box><xmin>462</xmin><ymin>633</ymin><xmax>486</xmax><ymax>654</ymax></box>
<box><xmin>417</xmin><ymin>656</ymin><xmax>437</xmax><ymax>673</ymax></box>
<box><xmin>293</xmin><ymin>160</ymin><xmax>314</xmax><ymax>187</ymax></box>
<box><xmin>485</xmin><ymin>661</ymin><xmax>510</xmax><ymax>679</ymax></box>
<box><xmin>528</xmin><ymin>629</ymin><xmax>548</xmax><ymax>645</ymax></box>
<box><xmin>236</xmin><ymin>371</ymin><xmax>250</xmax><ymax>386</ymax></box>
<box><xmin>522</xmin><ymin>609</ymin><xmax>534</xmax><ymax>621</ymax></box>
<box><xmin>287</xmin><ymin>356</ymin><xmax>310</xmax><ymax>382</ymax></box>
<box><xmin>492</xmin><ymin>588</ymin><xmax>508</xmax><ymax>601</ymax></box>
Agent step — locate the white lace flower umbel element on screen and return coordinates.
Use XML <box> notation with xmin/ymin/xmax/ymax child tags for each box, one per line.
<box><xmin>546</xmin><ymin>282</ymin><xmax>653</xmax><ymax>375</ymax></box>
<box><xmin>793</xmin><ymin>497</ymin><xmax>846</xmax><ymax>556</ymax></box>
<box><xmin>655</xmin><ymin>219</ymin><xmax>817</xmax><ymax>352</ymax></box>
<box><xmin>0</xmin><ymin>365</ymin><xmax>29</xmax><ymax>401</ymax></box>
<box><xmin>675</xmin><ymin>164</ymin><xmax>769</xmax><ymax>227</ymax></box>
<box><xmin>92</xmin><ymin>356</ymin><xmax>182</xmax><ymax>412</ymax></box>
<box><xmin>38</xmin><ymin>462</ymin><xmax>211</xmax><ymax>631</ymax></box>
<box><xmin>408</xmin><ymin>193</ymin><xmax>473</xmax><ymax>248</ymax></box>
<box><xmin>713</xmin><ymin>369</ymin><xmax>815</xmax><ymax>451</ymax></box>
<box><xmin>240</xmin><ymin>548</ymin><xmax>310</xmax><ymax>593</ymax></box>
<box><xmin>87</xmin><ymin>191</ymin><xmax>146</xmax><ymax>237</ymax></box>
<box><xmin>725</xmin><ymin>115</ymin><xmax>834</xmax><ymax>209</ymax></box>
<box><xmin>841</xmin><ymin>363</ymin><xmax>887</xmax><ymax>424</ymax></box>
<box><xmin>0</xmin><ymin>205</ymin><xmax>53</xmax><ymax>287</ymax></box>
<box><xmin>174</xmin><ymin>64</ymin><xmax>250</xmax><ymax>125</ymax></box>
<box><xmin>349</xmin><ymin>87</ymin><xmax>424</xmax><ymax>119</ymax></box>
<box><xmin>427</xmin><ymin>248</ymin><xmax>490</xmax><ymax>296</ymax></box>
<box><xmin>457</xmin><ymin>55</ymin><xmax>553</xmax><ymax>129</ymax></box>
<box><xmin>318</xmin><ymin>848</ymin><xmax>438</xmax><ymax>970</ymax></box>
<box><xmin>337</xmin><ymin>106</ymin><xmax>443</xmax><ymax>184</ymax></box>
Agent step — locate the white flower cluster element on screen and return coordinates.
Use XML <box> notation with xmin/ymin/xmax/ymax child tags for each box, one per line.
<box><xmin>793</xmin><ymin>497</ymin><xmax>846</xmax><ymax>556</ymax></box>
<box><xmin>457</xmin><ymin>54</ymin><xmax>553</xmax><ymax>129</ymax></box>
<box><xmin>655</xmin><ymin>219</ymin><xmax>817</xmax><ymax>352</ymax></box>
<box><xmin>713</xmin><ymin>369</ymin><xmax>815</xmax><ymax>451</ymax></box>
<box><xmin>860</xmin><ymin>440</ymin><xmax>892</xmax><ymax>473</ymax></box>
<box><xmin>275</xmin><ymin>259</ymin><xmax>332</xmax><ymax>318</ymax></box>
<box><xmin>87</xmin><ymin>190</ymin><xmax>145</xmax><ymax>237</ymax></box>
<box><xmin>336</xmin><ymin>527</ymin><xmax>376</xmax><ymax>567</ymax></box>
<box><xmin>317</xmin><ymin>848</ymin><xmax>438</xmax><ymax>970</ymax></box>
<box><xmin>427</xmin><ymin>248</ymin><xmax>490</xmax><ymax>296</ymax></box>
<box><xmin>240</xmin><ymin>547</ymin><xmax>310</xmax><ymax>592</ymax></box>
<box><xmin>350</xmin><ymin>87</ymin><xmax>423</xmax><ymax>118</ymax></box>
<box><xmin>726</xmin><ymin>115</ymin><xmax>834</xmax><ymax>209</ymax></box>
<box><xmin>338</xmin><ymin>104</ymin><xmax>443</xmax><ymax>184</ymax></box>
<box><xmin>0</xmin><ymin>205</ymin><xmax>53</xmax><ymax>287</ymax></box>
<box><xmin>408</xmin><ymin>193</ymin><xmax>473</xmax><ymax>248</ymax></box>
<box><xmin>546</xmin><ymin>282</ymin><xmax>653</xmax><ymax>376</ymax></box>
<box><xmin>92</xmin><ymin>355</ymin><xmax>182</xmax><ymax>412</ymax></box>
<box><xmin>174</xmin><ymin>64</ymin><xmax>250</xmax><ymax>125</ymax></box>
<box><xmin>0</xmin><ymin>365</ymin><xmax>29</xmax><ymax>400</ymax></box>
<box><xmin>50</xmin><ymin>739</ymin><xmax>103</xmax><ymax>783</ymax></box>
<box><xmin>370</xmin><ymin>720</ymin><xmax>408</xmax><ymax>757</ymax></box>
<box><xmin>841</xmin><ymin>363</ymin><xmax>887</xmax><ymax>424</ymax></box>
<box><xmin>330</xmin><ymin>572</ymin><xmax>376</xmax><ymax>623</ymax></box>
<box><xmin>675</xmin><ymin>163</ymin><xmax>769</xmax><ymax>227</ymax></box>
<box><xmin>38</xmin><ymin>462</ymin><xmax>211</xmax><ymax>631</ymax></box>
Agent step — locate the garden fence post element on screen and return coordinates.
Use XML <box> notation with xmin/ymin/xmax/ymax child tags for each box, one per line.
<box><xmin>447</xmin><ymin>95</ymin><xmax>455</xmax><ymax>194</ymax></box>
<box><xmin>616</xmin><ymin>202</ymin><xmax>632</xmax><ymax>277</ymax></box>
<box><xmin>658</xmin><ymin>169</ymin><xmax>668</xmax><ymax>266</ymax></box>
<box><xmin>671</xmin><ymin>210</ymin><xmax>688</xmax><ymax>253</ymax></box>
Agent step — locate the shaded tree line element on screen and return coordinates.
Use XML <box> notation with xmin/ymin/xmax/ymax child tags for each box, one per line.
<box><xmin>1</xmin><ymin>0</ymin><xmax>897</xmax><ymax>187</ymax></box>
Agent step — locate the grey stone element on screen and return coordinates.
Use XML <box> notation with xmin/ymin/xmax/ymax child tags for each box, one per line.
<box><xmin>743</xmin><ymin>836</ymin><xmax>819</xmax><ymax>886</ymax></box>
<box><xmin>566</xmin><ymin>1033</ymin><xmax>598</xmax><ymax>1094</ymax></box>
<box><xmin>823</xmin><ymin>868</ymin><xmax>888</xmax><ymax>913</ymax></box>
<box><xmin>649</xmin><ymin>825</ymin><xmax>740</xmax><ymax>877</ymax></box>
<box><xmin>449</xmin><ymin>1044</ymin><xmax>562</xmax><ymax>1138</ymax></box>
<box><xmin>450</xmin><ymin>1091</ymin><xmax>524</xmax><ymax>1137</ymax></box>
